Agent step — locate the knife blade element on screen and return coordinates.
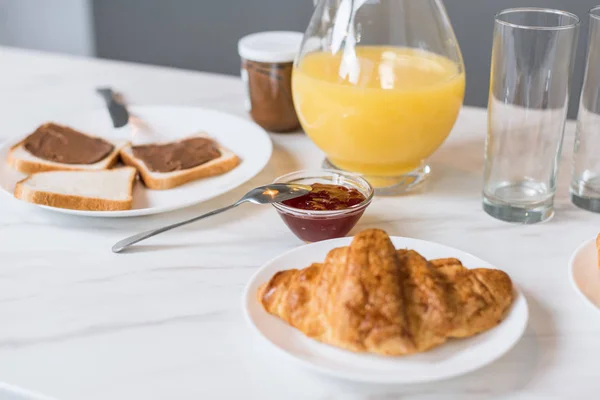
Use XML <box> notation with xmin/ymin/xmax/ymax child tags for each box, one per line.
<box><xmin>96</xmin><ymin>87</ymin><xmax>129</xmax><ymax>128</ymax></box>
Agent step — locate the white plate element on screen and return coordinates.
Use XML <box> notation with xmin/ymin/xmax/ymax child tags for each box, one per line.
<box><xmin>243</xmin><ymin>236</ymin><xmax>529</xmax><ymax>384</ymax></box>
<box><xmin>569</xmin><ymin>236</ymin><xmax>600</xmax><ymax>314</ymax></box>
<box><xmin>0</xmin><ymin>105</ymin><xmax>272</xmax><ymax>217</ymax></box>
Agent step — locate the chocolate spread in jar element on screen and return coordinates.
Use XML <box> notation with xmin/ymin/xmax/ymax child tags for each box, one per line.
<box><xmin>132</xmin><ymin>137</ymin><xmax>221</xmax><ymax>173</ymax></box>
<box><xmin>23</xmin><ymin>123</ymin><xmax>115</xmax><ymax>164</ymax></box>
<box><xmin>243</xmin><ymin>60</ymin><xmax>300</xmax><ymax>133</ymax></box>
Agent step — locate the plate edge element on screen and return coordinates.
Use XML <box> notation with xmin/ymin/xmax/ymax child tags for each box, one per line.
<box><xmin>568</xmin><ymin>236</ymin><xmax>600</xmax><ymax>316</ymax></box>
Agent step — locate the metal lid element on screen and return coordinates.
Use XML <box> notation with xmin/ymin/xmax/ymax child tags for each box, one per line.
<box><xmin>238</xmin><ymin>31</ymin><xmax>304</xmax><ymax>63</ymax></box>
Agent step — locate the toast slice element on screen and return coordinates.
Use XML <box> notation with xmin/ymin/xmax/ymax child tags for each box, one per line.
<box><xmin>14</xmin><ymin>167</ymin><xmax>137</xmax><ymax>211</ymax></box>
<box><xmin>597</xmin><ymin>234</ymin><xmax>600</xmax><ymax>269</ymax></box>
<box><xmin>119</xmin><ymin>134</ymin><xmax>240</xmax><ymax>190</ymax></box>
<box><xmin>7</xmin><ymin>123</ymin><xmax>128</xmax><ymax>174</ymax></box>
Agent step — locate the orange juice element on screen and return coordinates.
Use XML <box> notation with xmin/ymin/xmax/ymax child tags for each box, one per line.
<box><xmin>292</xmin><ymin>47</ymin><xmax>465</xmax><ymax>177</ymax></box>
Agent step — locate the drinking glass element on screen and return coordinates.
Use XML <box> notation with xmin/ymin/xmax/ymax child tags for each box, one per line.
<box><xmin>294</xmin><ymin>0</ymin><xmax>465</xmax><ymax>194</ymax></box>
<box><xmin>483</xmin><ymin>8</ymin><xmax>579</xmax><ymax>223</ymax></box>
<box><xmin>571</xmin><ymin>7</ymin><xmax>600</xmax><ymax>212</ymax></box>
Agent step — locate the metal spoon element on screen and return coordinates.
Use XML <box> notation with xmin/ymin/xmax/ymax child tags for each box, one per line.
<box><xmin>112</xmin><ymin>183</ymin><xmax>312</xmax><ymax>253</ymax></box>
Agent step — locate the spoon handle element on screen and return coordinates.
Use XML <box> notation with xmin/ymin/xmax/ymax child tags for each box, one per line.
<box><xmin>112</xmin><ymin>202</ymin><xmax>242</xmax><ymax>253</ymax></box>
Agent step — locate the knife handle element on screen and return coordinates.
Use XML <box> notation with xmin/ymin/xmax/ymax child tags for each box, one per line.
<box><xmin>96</xmin><ymin>87</ymin><xmax>129</xmax><ymax>128</ymax></box>
<box><xmin>96</xmin><ymin>87</ymin><xmax>115</xmax><ymax>103</ymax></box>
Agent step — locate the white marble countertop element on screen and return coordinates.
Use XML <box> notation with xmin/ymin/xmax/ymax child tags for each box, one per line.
<box><xmin>1</xmin><ymin>46</ymin><xmax>599</xmax><ymax>400</ymax></box>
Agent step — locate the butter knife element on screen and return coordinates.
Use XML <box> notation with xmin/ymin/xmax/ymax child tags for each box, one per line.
<box><xmin>96</xmin><ymin>87</ymin><xmax>129</xmax><ymax>128</ymax></box>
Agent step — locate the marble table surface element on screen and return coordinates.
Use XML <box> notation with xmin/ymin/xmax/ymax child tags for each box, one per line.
<box><xmin>1</xmin><ymin>46</ymin><xmax>599</xmax><ymax>400</ymax></box>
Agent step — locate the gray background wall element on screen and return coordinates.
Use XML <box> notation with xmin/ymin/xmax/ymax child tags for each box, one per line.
<box><xmin>0</xmin><ymin>0</ymin><xmax>95</xmax><ymax>56</ymax></box>
<box><xmin>89</xmin><ymin>1</ymin><xmax>599</xmax><ymax>118</ymax></box>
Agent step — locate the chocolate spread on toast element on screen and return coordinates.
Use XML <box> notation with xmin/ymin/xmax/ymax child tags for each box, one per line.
<box><xmin>131</xmin><ymin>137</ymin><xmax>221</xmax><ymax>173</ymax></box>
<box><xmin>23</xmin><ymin>123</ymin><xmax>115</xmax><ymax>164</ymax></box>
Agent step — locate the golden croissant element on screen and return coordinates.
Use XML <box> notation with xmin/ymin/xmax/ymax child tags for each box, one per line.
<box><xmin>258</xmin><ymin>229</ymin><xmax>514</xmax><ymax>356</ymax></box>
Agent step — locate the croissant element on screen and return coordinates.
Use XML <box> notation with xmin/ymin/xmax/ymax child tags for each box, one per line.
<box><xmin>258</xmin><ymin>229</ymin><xmax>514</xmax><ymax>356</ymax></box>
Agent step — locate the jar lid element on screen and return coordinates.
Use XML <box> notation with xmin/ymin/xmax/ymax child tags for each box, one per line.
<box><xmin>238</xmin><ymin>31</ymin><xmax>304</xmax><ymax>63</ymax></box>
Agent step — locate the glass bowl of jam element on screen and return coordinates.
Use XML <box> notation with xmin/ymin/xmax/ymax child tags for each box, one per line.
<box><xmin>272</xmin><ymin>170</ymin><xmax>374</xmax><ymax>242</ymax></box>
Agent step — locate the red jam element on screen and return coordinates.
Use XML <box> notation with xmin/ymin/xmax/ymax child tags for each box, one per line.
<box><xmin>282</xmin><ymin>183</ymin><xmax>366</xmax><ymax>210</ymax></box>
<box><xmin>276</xmin><ymin>183</ymin><xmax>369</xmax><ymax>242</ymax></box>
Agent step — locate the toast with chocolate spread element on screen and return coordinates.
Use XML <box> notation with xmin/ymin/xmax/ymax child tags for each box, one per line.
<box><xmin>7</xmin><ymin>123</ymin><xmax>128</xmax><ymax>174</ymax></box>
<box><xmin>119</xmin><ymin>133</ymin><xmax>240</xmax><ymax>190</ymax></box>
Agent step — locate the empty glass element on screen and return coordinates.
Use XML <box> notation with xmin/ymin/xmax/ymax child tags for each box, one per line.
<box><xmin>572</xmin><ymin>7</ymin><xmax>600</xmax><ymax>212</ymax></box>
<box><xmin>483</xmin><ymin>8</ymin><xmax>580</xmax><ymax>223</ymax></box>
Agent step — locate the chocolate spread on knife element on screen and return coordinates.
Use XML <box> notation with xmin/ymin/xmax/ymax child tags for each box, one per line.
<box><xmin>132</xmin><ymin>137</ymin><xmax>221</xmax><ymax>173</ymax></box>
<box><xmin>23</xmin><ymin>123</ymin><xmax>115</xmax><ymax>164</ymax></box>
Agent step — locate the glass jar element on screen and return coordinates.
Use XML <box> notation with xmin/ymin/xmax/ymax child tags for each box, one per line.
<box><xmin>272</xmin><ymin>170</ymin><xmax>373</xmax><ymax>242</ymax></box>
<box><xmin>294</xmin><ymin>0</ymin><xmax>465</xmax><ymax>194</ymax></box>
<box><xmin>238</xmin><ymin>31</ymin><xmax>303</xmax><ymax>133</ymax></box>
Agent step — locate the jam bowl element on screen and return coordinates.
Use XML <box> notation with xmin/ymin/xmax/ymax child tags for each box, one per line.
<box><xmin>272</xmin><ymin>170</ymin><xmax>374</xmax><ymax>242</ymax></box>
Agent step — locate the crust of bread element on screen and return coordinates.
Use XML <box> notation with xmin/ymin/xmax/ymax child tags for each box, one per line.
<box><xmin>13</xmin><ymin>168</ymin><xmax>137</xmax><ymax>211</ymax></box>
<box><xmin>596</xmin><ymin>234</ymin><xmax>600</xmax><ymax>269</ymax></box>
<box><xmin>7</xmin><ymin>139</ymin><xmax>126</xmax><ymax>174</ymax></box>
<box><xmin>120</xmin><ymin>143</ymin><xmax>240</xmax><ymax>190</ymax></box>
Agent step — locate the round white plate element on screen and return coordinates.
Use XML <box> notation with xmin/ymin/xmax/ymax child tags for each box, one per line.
<box><xmin>243</xmin><ymin>236</ymin><xmax>529</xmax><ymax>384</ymax></box>
<box><xmin>0</xmin><ymin>105</ymin><xmax>272</xmax><ymax>217</ymax></box>
<box><xmin>569</xmin><ymin>236</ymin><xmax>600</xmax><ymax>314</ymax></box>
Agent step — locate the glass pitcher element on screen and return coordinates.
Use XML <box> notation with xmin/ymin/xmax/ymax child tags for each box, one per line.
<box><xmin>294</xmin><ymin>0</ymin><xmax>465</xmax><ymax>194</ymax></box>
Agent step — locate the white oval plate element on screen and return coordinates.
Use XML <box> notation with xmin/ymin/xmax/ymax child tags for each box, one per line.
<box><xmin>243</xmin><ymin>236</ymin><xmax>529</xmax><ymax>384</ymax></box>
<box><xmin>0</xmin><ymin>105</ymin><xmax>272</xmax><ymax>217</ymax></box>
<box><xmin>569</xmin><ymin>236</ymin><xmax>600</xmax><ymax>314</ymax></box>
